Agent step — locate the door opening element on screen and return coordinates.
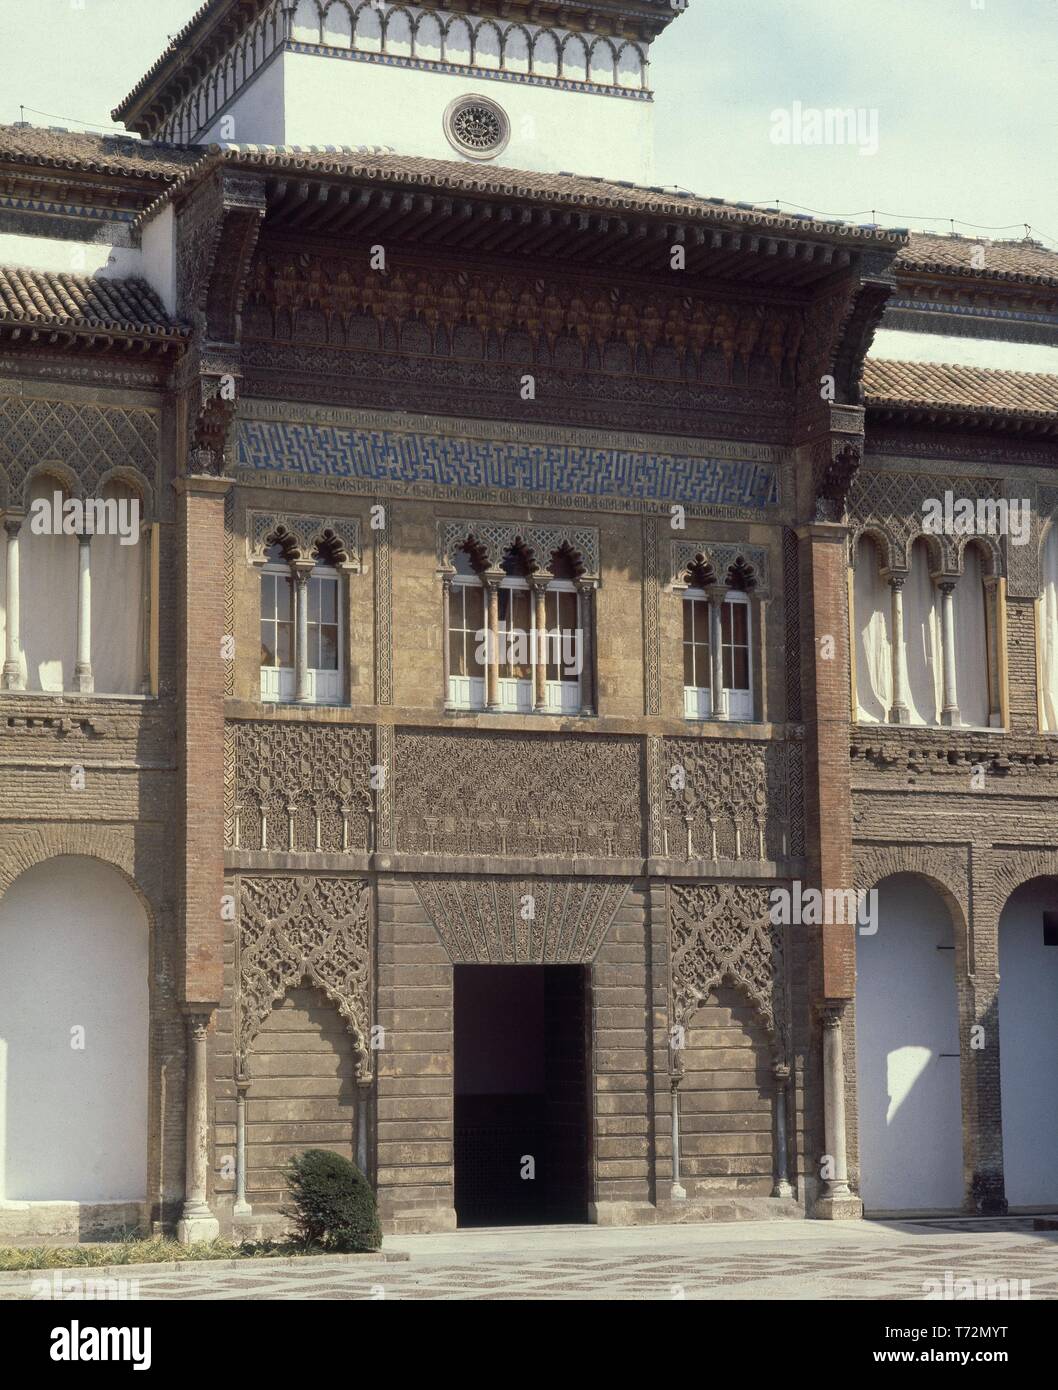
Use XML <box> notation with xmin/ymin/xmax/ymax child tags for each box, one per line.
<box><xmin>453</xmin><ymin>964</ymin><xmax>590</xmax><ymax>1227</ymax></box>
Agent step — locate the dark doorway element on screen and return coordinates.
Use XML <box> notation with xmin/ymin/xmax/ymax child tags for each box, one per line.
<box><xmin>453</xmin><ymin>964</ymin><xmax>590</xmax><ymax>1227</ymax></box>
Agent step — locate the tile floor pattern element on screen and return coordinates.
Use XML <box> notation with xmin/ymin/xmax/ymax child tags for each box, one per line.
<box><xmin>4</xmin><ymin>1219</ymin><xmax>1056</xmax><ymax>1301</ymax></box>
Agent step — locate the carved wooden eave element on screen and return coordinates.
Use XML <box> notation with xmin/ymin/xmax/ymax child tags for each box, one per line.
<box><xmin>829</xmin><ymin>248</ymin><xmax>902</xmax><ymax>406</ymax></box>
<box><xmin>0</xmin><ymin>319</ymin><xmax>188</xmax><ymax>357</ymax></box>
<box><xmin>137</xmin><ymin>149</ymin><xmax>908</xmax><ymax>289</ymax></box>
<box><xmin>174</xmin><ymin>166</ymin><xmax>266</xmax><ymax>475</ymax></box>
<box><xmin>866</xmin><ymin>400</ymin><xmax>1058</xmax><ymax>439</ymax></box>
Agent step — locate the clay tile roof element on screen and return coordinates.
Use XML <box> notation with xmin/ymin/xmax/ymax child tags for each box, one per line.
<box><xmin>0</xmin><ymin>266</ymin><xmax>188</xmax><ymax>338</ymax></box>
<box><xmin>0</xmin><ymin>124</ymin><xmax>198</xmax><ymax>180</ymax></box>
<box><xmin>897</xmin><ymin>232</ymin><xmax>1058</xmax><ymax>288</ymax></box>
<box><xmin>864</xmin><ymin>357</ymin><xmax>1058</xmax><ymax>420</ymax></box>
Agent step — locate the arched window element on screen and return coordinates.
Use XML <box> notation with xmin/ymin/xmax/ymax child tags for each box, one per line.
<box><xmin>682</xmin><ymin>587</ymin><xmax>712</xmax><ymax>719</ymax></box>
<box><xmin>721</xmin><ymin>591</ymin><xmax>752</xmax><ymax>720</ymax></box>
<box><xmin>91</xmin><ymin>479</ymin><xmax>146</xmax><ymax>695</ymax></box>
<box><xmin>853</xmin><ymin>535</ymin><xmax>892</xmax><ymax>724</ymax></box>
<box><xmin>953</xmin><ymin>541</ymin><xmax>990</xmax><ymax>729</ymax></box>
<box><xmin>1041</xmin><ymin>523</ymin><xmax>1058</xmax><ymax>733</ymax></box>
<box><xmin>443</xmin><ymin>540</ymin><xmax>589</xmax><ymax>715</ymax></box>
<box><xmin>260</xmin><ymin>542</ymin><xmax>295</xmax><ymax>703</ymax></box>
<box><xmin>20</xmin><ymin>473</ymin><xmax>78</xmax><ymax>692</ymax></box>
<box><xmin>306</xmin><ymin>557</ymin><xmax>341</xmax><ymax>704</ymax></box>
<box><xmin>904</xmin><ymin>539</ymin><xmax>942</xmax><ymax>726</ymax></box>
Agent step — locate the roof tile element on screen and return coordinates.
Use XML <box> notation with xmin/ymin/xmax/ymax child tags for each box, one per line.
<box><xmin>0</xmin><ymin>265</ymin><xmax>187</xmax><ymax>337</ymax></box>
<box><xmin>864</xmin><ymin>357</ymin><xmax>1058</xmax><ymax>419</ymax></box>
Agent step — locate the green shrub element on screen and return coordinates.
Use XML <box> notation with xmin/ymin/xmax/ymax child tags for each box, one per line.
<box><xmin>283</xmin><ymin>1149</ymin><xmax>381</xmax><ymax>1253</ymax></box>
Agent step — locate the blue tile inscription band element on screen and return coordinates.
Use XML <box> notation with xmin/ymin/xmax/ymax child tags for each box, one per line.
<box><xmin>237</xmin><ymin>421</ymin><xmax>781</xmax><ymax>510</ymax></box>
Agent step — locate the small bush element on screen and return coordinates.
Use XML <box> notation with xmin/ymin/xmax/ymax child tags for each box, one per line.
<box><xmin>283</xmin><ymin>1149</ymin><xmax>381</xmax><ymax>1253</ymax></box>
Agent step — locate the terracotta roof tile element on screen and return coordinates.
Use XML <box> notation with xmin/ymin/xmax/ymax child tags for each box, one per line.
<box><xmin>0</xmin><ymin>124</ymin><xmax>198</xmax><ymax>181</ymax></box>
<box><xmin>897</xmin><ymin>232</ymin><xmax>1058</xmax><ymax>287</ymax></box>
<box><xmin>864</xmin><ymin>357</ymin><xmax>1058</xmax><ymax>419</ymax></box>
<box><xmin>0</xmin><ymin>266</ymin><xmax>187</xmax><ymax>337</ymax></box>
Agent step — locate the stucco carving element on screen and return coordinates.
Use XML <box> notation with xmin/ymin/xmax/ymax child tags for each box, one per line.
<box><xmin>247</xmin><ymin>508</ymin><xmax>362</xmax><ymax>569</ymax></box>
<box><xmin>395</xmin><ymin>728</ymin><xmax>641</xmax><ymax>858</ymax></box>
<box><xmin>662</xmin><ymin>737</ymin><xmax>801</xmax><ymax>862</ymax></box>
<box><xmin>227</xmin><ymin>720</ymin><xmax>375</xmax><ymax>852</ymax></box>
<box><xmin>670</xmin><ymin>883</ymin><xmax>787</xmax><ymax>1061</ymax></box>
<box><xmin>414</xmin><ymin>875</ymin><xmax>631</xmax><ymax>963</ymax></box>
<box><xmin>237</xmin><ymin>874</ymin><xmax>372</xmax><ymax>1078</ymax></box>
<box><xmin>670</xmin><ymin>540</ymin><xmax>771</xmax><ymax>595</ymax></box>
<box><xmin>438</xmin><ymin>518</ymin><xmax>599</xmax><ymax>579</ymax></box>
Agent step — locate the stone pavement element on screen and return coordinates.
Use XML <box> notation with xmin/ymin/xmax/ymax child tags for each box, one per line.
<box><xmin>3</xmin><ymin>1218</ymin><xmax>1056</xmax><ymax>1301</ymax></box>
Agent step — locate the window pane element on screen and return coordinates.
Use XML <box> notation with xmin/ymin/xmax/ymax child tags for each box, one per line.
<box><xmin>511</xmin><ymin>589</ymin><xmax>531</xmax><ymax>629</ymax></box>
<box><xmin>732</xmin><ymin>647</ymin><xmax>750</xmax><ymax>690</ymax></box>
<box><xmin>448</xmin><ymin>585</ymin><xmax>463</xmax><ymax>631</ymax></box>
<box><xmin>560</xmin><ymin>591</ymin><xmax>577</xmax><ymax>630</ymax></box>
<box><xmin>277</xmin><ymin>621</ymin><xmax>293</xmax><ymax>668</ymax></box>
<box><xmin>278</xmin><ymin>576</ymin><xmax>294</xmax><ymax>623</ymax></box>
<box><xmin>722</xmin><ymin>645</ymin><xmax>733</xmax><ymax>688</ymax></box>
<box><xmin>731</xmin><ymin>601</ymin><xmax>749</xmax><ymax>645</ymax></box>
<box><xmin>721</xmin><ymin>601</ymin><xmax>732</xmax><ymax>644</ymax></box>
<box><xmin>470</xmin><ymin>628</ymin><xmax>486</xmax><ymax>677</ymax></box>
<box><xmin>261</xmin><ymin>574</ymin><xmax>276</xmax><ymax>619</ymax></box>
<box><xmin>308</xmin><ymin>580</ymin><xmax>321</xmax><ymax>622</ymax></box>
<box><xmin>320</xmin><ymin>624</ymin><xmax>338</xmax><ymax>671</ymax></box>
<box><xmin>260</xmin><ymin>623</ymin><xmax>276</xmax><ymax>668</ymax></box>
<box><xmin>450</xmin><ymin>630</ymin><xmax>466</xmax><ymax>678</ymax></box>
<box><xmin>464</xmin><ymin>583</ymin><xmax>484</xmax><ymax>627</ymax></box>
<box><xmin>545</xmin><ymin>590</ymin><xmax>557</xmax><ymax>626</ymax></box>
<box><xmin>683</xmin><ymin>601</ymin><xmax>693</xmax><ymax>642</ymax></box>
<box><xmin>320</xmin><ymin>578</ymin><xmax>337</xmax><ymax>624</ymax></box>
<box><xmin>683</xmin><ymin>642</ymin><xmax>695</xmax><ymax>687</ymax></box>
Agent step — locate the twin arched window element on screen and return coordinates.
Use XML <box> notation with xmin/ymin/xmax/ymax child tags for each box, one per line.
<box><xmin>853</xmin><ymin>535</ymin><xmax>997</xmax><ymax>729</ymax></box>
<box><xmin>679</xmin><ymin>556</ymin><xmax>757</xmax><ymax>723</ymax></box>
<box><xmin>259</xmin><ymin>542</ymin><xmax>341</xmax><ymax>705</ymax></box>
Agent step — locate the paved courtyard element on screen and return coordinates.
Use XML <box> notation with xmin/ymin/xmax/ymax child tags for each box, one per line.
<box><xmin>4</xmin><ymin>1217</ymin><xmax>1056</xmax><ymax>1301</ymax></box>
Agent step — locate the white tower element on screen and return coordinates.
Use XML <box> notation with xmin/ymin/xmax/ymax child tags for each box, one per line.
<box><xmin>114</xmin><ymin>0</ymin><xmax>689</xmax><ymax>184</ymax></box>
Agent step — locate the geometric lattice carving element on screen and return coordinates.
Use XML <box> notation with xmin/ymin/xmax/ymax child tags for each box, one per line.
<box><xmin>438</xmin><ymin>519</ymin><xmax>599</xmax><ymax>579</ymax></box>
<box><xmin>237</xmin><ymin>875</ymin><xmax>372</xmax><ymax>1079</ymax></box>
<box><xmin>414</xmin><ymin>876</ymin><xmax>631</xmax><ymax>963</ymax></box>
<box><xmin>395</xmin><ymin>728</ymin><xmax>641</xmax><ymax>858</ymax></box>
<box><xmin>662</xmin><ymin>737</ymin><xmax>801</xmax><ymax>862</ymax></box>
<box><xmin>0</xmin><ymin>396</ymin><xmax>159</xmax><ymax>511</ymax></box>
<box><xmin>247</xmin><ymin>509</ymin><xmax>361</xmax><ymax>570</ymax></box>
<box><xmin>670</xmin><ymin>540</ymin><xmax>771</xmax><ymax>595</ymax></box>
<box><xmin>848</xmin><ymin>468</ymin><xmax>1003</xmax><ymax>573</ymax></box>
<box><xmin>670</xmin><ymin>883</ymin><xmax>787</xmax><ymax>1062</ymax></box>
<box><xmin>227</xmin><ymin>721</ymin><xmax>375</xmax><ymax>852</ymax></box>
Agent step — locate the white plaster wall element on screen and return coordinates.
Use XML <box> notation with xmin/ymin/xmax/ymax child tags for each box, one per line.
<box><xmin>0</xmin><ymin>230</ymin><xmax>141</xmax><ymax>280</ymax></box>
<box><xmin>998</xmin><ymin>881</ymin><xmax>1058</xmax><ymax>1208</ymax></box>
<box><xmin>855</xmin><ymin>874</ymin><xmax>964</xmax><ymax>1212</ymax></box>
<box><xmin>139</xmin><ymin>203</ymin><xmax>177</xmax><ymax>314</ymax></box>
<box><xmin>210</xmin><ymin>50</ymin><xmax>654</xmax><ymax>182</ymax></box>
<box><xmin>870</xmin><ymin>328</ymin><xmax>1058</xmax><ymax>375</ymax></box>
<box><xmin>0</xmin><ymin>857</ymin><xmax>149</xmax><ymax>1203</ymax></box>
<box><xmin>202</xmin><ymin>54</ymin><xmax>288</xmax><ymax>147</ymax></box>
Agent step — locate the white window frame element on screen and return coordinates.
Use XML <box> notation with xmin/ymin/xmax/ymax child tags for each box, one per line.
<box><xmin>447</xmin><ymin>574</ymin><xmax>487</xmax><ymax>712</ymax></box>
<box><xmin>259</xmin><ymin>561</ymin><xmax>343</xmax><ymax>706</ymax></box>
<box><xmin>259</xmin><ymin>560</ymin><xmax>295</xmax><ymax>704</ymax></box>
<box><xmin>682</xmin><ymin>587</ymin><xmax>712</xmax><ymax>721</ymax></box>
<box><xmin>722</xmin><ymin>590</ymin><xmax>753</xmax><ymax>721</ymax></box>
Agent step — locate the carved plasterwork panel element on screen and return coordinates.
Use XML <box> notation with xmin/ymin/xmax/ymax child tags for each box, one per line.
<box><xmin>662</xmin><ymin>737</ymin><xmax>801</xmax><ymax>862</ymax></box>
<box><xmin>670</xmin><ymin>883</ymin><xmax>787</xmax><ymax>1061</ymax></box>
<box><xmin>414</xmin><ymin>876</ymin><xmax>631</xmax><ymax>964</ymax></box>
<box><xmin>227</xmin><ymin>720</ymin><xmax>375</xmax><ymax>852</ymax></box>
<box><xmin>395</xmin><ymin>728</ymin><xmax>641</xmax><ymax>859</ymax></box>
<box><xmin>670</xmin><ymin>540</ymin><xmax>771</xmax><ymax>595</ymax></box>
<box><xmin>438</xmin><ymin>518</ymin><xmax>600</xmax><ymax>578</ymax></box>
<box><xmin>849</xmin><ymin>468</ymin><xmax>1003</xmax><ymax>574</ymax></box>
<box><xmin>247</xmin><ymin>508</ymin><xmax>362</xmax><ymax>569</ymax></box>
<box><xmin>237</xmin><ymin>875</ymin><xmax>372</xmax><ymax>1078</ymax></box>
<box><xmin>0</xmin><ymin>396</ymin><xmax>159</xmax><ymax>511</ymax></box>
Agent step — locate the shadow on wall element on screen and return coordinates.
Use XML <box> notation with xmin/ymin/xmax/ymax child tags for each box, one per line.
<box><xmin>855</xmin><ymin>873</ymin><xmax>964</xmax><ymax>1213</ymax></box>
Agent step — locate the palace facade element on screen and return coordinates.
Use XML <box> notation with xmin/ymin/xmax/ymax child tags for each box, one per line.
<box><xmin>0</xmin><ymin>0</ymin><xmax>1055</xmax><ymax>1242</ymax></box>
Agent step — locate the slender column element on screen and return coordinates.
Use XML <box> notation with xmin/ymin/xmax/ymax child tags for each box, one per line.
<box><xmin>771</xmin><ymin>1063</ymin><xmax>794</xmax><ymax>1198</ymax></box>
<box><xmin>356</xmin><ymin>1081</ymin><xmax>372</xmax><ymax>1175</ymax></box>
<box><xmin>2</xmin><ymin>516</ymin><xmax>24</xmax><ymax>691</ymax></box>
<box><xmin>294</xmin><ymin>564</ymin><xmax>312</xmax><ymax>704</ymax></box>
<box><xmin>814</xmin><ymin>1003</ymin><xmax>861</xmax><ymax>1217</ymax></box>
<box><xmin>74</xmin><ymin>533</ymin><xmax>94</xmax><ymax>693</ymax></box>
<box><xmin>140</xmin><ymin>525</ymin><xmax>152</xmax><ymax>695</ymax></box>
<box><xmin>707</xmin><ymin>585</ymin><xmax>729</xmax><ymax>720</ymax></box>
<box><xmin>937</xmin><ymin>578</ymin><xmax>961</xmax><ymax>727</ymax></box>
<box><xmin>575</xmin><ymin>578</ymin><xmax>597</xmax><ymax>716</ymax></box>
<box><xmin>485</xmin><ymin>572</ymin><xmax>501</xmax><ymax>712</ymax></box>
<box><xmin>177</xmin><ymin>1010</ymin><xmax>221</xmax><ymax>1243</ymax></box>
<box><xmin>669</xmin><ymin>1052</ymin><xmax>686</xmax><ymax>1201</ymax></box>
<box><xmin>531</xmin><ymin>577</ymin><xmax>548</xmax><ymax>712</ymax></box>
<box><xmin>887</xmin><ymin>575</ymin><xmax>910</xmax><ymax>724</ymax></box>
<box><xmin>233</xmin><ymin>1075</ymin><xmax>251</xmax><ymax>1216</ymax></box>
<box><xmin>441</xmin><ymin>572</ymin><xmax>453</xmax><ymax>709</ymax></box>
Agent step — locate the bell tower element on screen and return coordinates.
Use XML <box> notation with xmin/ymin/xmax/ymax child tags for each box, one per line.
<box><xmin>114</xmin><ymin>0</ymin><xmax>691</xmax><ymax>184</ymax></box>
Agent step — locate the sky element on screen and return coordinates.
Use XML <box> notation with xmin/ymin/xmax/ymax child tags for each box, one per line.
<box><xmin>0</xmin><ymin>0</ymin><xmax>1054</xmax><ymax>248</ymax></box>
